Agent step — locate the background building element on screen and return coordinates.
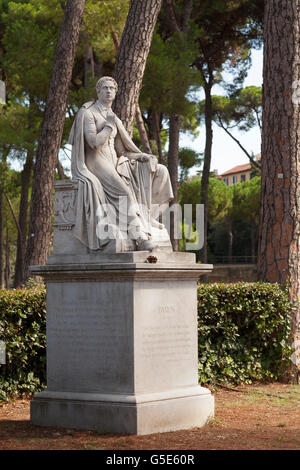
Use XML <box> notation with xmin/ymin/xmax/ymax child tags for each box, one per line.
<box><xmin>219</xmin><ymin>154</ymin><xmax>261</xmax><ymax>186</ymax></box>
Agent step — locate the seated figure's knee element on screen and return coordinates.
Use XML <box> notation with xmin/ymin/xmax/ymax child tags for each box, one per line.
<box><xmin>156</xmin><ymin>163</ymin><xmax>169</xmax><ymax>176</ymax></box>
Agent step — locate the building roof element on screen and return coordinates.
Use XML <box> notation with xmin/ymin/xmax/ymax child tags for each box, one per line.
<box><xmin>220</xmin><ymin>163</ymin><xmax>251</xmax><ymax>177</ymax></box>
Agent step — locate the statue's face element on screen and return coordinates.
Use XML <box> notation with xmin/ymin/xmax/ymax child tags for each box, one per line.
<box><xmin>98</xmin><ymin>80</ymin><xmax>116</xmax><ymax>104</ymax></box>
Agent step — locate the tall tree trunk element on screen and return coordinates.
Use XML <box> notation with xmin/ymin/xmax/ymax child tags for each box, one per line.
<box><xmin>14</xmin><ymin>149</ymin><xmax>34</xmax><ymax>287</ymax></box>
<box><xmin>135</xmin><ymin>106</ymin><xmax>152</xmax><ymax>153</ymax></box>
<box><xmin>148</xmin><ymin>110</ymin><xmax>164</xmax><ymax>163</ymax></box>
<box><xmin>0</xmin><ymin>147</ymin><xmax>9</xmax><ymax>289</ymax></box>
<box><xmin>113</xmin><ymin>0</ymin><xmax>162</xmax><ymax>134</ymax></box>
<box><xmin>5</xmin><ymin>227</ymin><xmax>10</xmax><ymax>289</ymax></box>
<box><xmin>24</xmin><ymin>0</ymin><xmax>86</xmax><ymax>280</ymax></box>
<box><xmin>56</xmin><ymin>159</ymin><xmax>66</xmax><ymax>180</ymax></box>
<box><xmin>200</xmin><ymin>80</ymin><xmax>213</xmax><ymax>263</ymax></box>
<box><xmin>110</xmin><ymin>22</ymin><xmax>152</xmax><ymax>152</ymax></box>
<box><xmin>168</xmin><ymin>114</ymin><xmax>181</xmax><ymax>251</ymax></box>
<box><xmin>251</xmin><ymin>220</ymin><xmax>256</xmax><ymax>263</ymax></box>
<box><xmin>182</xmin><ymin>0</ymin><xmax>193</xmax><ymax>32</ymax></box>
<box><xmin>258</xmin><ymin>0</ymin><xmax>300</xmax><ymax>381</ymax></box>
<box><xmin>0</xmin><ymin>191</ymin><xmax>3</xmax><ymax>289</ymax></box>
<box><xmin>84</xmin><ymin>43</ymin><xmax>94</xmax><ymax>88</ymax></box>
<box><xmin>228</xmin><ymin>217</ymin><xmax>233</xmax><ymax>264</ymax></box>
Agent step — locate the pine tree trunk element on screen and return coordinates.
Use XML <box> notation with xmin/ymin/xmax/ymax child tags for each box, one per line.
<box><xmin>84</xmin><ymin>43</ymin><xmax>94</xmax><ymax>88</ymax></box>
<box><xmin>0</xmin><ymin>191</ymin><xmax>3</xmax><ymax>289</ymax></box>
<box><xmin>251</xmin><ymin>220</ymin><xmax>256</xmax><ymax>263</ymax></box>
<box><xmin>135</xmin><ymin>105</ymin><xmax>152</xmax><ymax>153</ymax></box>
<box><xmin>109</xmin><ymin>21</ymin><xmax>152</xmax><ymax>153</ymax></box>
<box><xmin>14</xmin><ymin>149</ymin><xmax>34</xmax><ymax>287</ymax></box>
<box><xmin>258</xmin><ymin>0</ymin><xmax>300</xmax><ymax>380</ymax></box>
<box><xmin>24</xmin><ymin>0</ymin><xmax>85</xmax><ymax>279</ymax></box>
<box><xmin>5</xmin><ymin>227</ymin><xmax>10</xmax><ymax>289</ymax></box>
<box><xmin>56</xmin><ymin>159</ymin><xmax>66</xmax><ymax>180</ymax></box>
<box><xmin>228</xmin><ymin>217</ymin><xmax>233</xmax><ymax>264</ymax></box>
<box><xmin>200</xmin><ymin>80</ymin><xmax>213</xmax><ymax>263</ymax></box>
<box><xmin>113</xmin><ymin>0</ymin><xmax>162</xmax><ymax>134</ymax></box>
<box><xmin>148</xmin><ymin>110</ymin><xmax>164</xmax><ymax>163</ymax></box>
<box><xmin>153</xmin><ymin>110</ymin><xmax>164</xmax><ymax>163</ymax></box>
<box><xmin>168</xmin><ymin>114</ymin><xmax>181</xmax><ymax>251</ymax></box>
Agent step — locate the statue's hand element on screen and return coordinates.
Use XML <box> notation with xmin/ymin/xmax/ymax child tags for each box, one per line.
<box><xmin>137</xmin><ymin>153</ymin><xmax>151</xmax><ymax>163</ymax></box>
<box><xmin>136</xmin><ymin>154</ymin><xmax>158</xmax><ymax>172</ymax></box>
<box><xmin>106</xmin><ymin>112</ymin><xmax>116</xmax><ymax>126</ymax></box>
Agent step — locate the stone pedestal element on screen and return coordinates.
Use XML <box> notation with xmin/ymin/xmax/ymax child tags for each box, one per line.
<box><xmin>30</xmin><ymin>252</ymin><xmax>214</xmax><ymax>435</ymax></box>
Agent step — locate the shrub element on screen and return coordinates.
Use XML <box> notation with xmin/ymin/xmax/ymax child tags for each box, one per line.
<box><xmin>0</xmin><ymin>286</ymin><xmax>46</xmax><ymax>401</ymax></box>
<box><xmin>197</xmin><ymin>282</ymin><xmax>295</xmax><ymax>385</ymax></box>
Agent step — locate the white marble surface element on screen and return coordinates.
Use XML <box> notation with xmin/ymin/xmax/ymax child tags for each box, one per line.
<box><xmin>30</xmin><ymin>259</ymin><xmax>214</xmax><ymax>434</ymax></box>
<box><xmin>68</xmin><ymin>77</ymin><xmax>174</xmax><ymax>253</ymax></box>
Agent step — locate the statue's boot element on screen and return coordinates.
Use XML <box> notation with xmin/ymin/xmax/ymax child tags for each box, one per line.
<box><xmin>136</xmin><ymin>238</ymin><xmax>157</xmax><ymax>252</ymax></box>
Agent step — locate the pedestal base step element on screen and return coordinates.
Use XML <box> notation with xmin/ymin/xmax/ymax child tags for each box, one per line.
<box><xmin>30</xmin><ymin>388</ymin><xmax>214</xmax><ymax>435</ymax></box>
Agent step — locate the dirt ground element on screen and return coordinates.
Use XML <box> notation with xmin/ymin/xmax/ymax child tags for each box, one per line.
<box><xmin>0</xmin><ymin>383</ymin><xmax>300</xmax><ymax>451</ymax></box>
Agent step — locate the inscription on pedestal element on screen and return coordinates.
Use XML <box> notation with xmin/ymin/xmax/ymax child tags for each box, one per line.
<box><xmin>134</xmin><ymin>283</ymin><xmax>198</xmax><ymax>393</ymax></box>
<box><xmin>47</xmin><ymin>283</ymin><xmax>133</xmax><ymax>393</ymax></box>
<box><xmin>48</xmin><ymin>302</ymin><xmax>124</xmax><ymax>366</ymax></box>
<box><xmin>141</xmin><ymin>323</ymin><xmax>193</xmax><ymax>363</ymax></box>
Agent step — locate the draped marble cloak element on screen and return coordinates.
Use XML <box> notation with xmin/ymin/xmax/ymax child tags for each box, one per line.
<box><xmin>68</xmin><ymin>101</ymin><xmax>173</xmax><ymax>251</ymax></box>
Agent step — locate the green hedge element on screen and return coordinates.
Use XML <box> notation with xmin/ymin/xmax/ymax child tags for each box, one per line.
<box><xmin>198</xmin><ymin>282</ymin><xmax>295</xmax><ymax>384</ymax></box>
<box><xmin>0</xmin><ymin>282</ymin><xmax>295</xmax><ymax>401</ymax></box>
<box><xmin>0</xmin><ymin>286</ymin><xmax>46</xmax><ymax>401</ymax></box>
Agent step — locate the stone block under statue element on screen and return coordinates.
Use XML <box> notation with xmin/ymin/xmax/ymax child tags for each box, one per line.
<box><xmin>30</xmin><ymin>254</ymin><xmax>214</xmax><ymax>435</ymax></box>
<box><xmin>51</xmin><ymin>179</ymin><xmax>173</xmax><ymax>259</ymax></box>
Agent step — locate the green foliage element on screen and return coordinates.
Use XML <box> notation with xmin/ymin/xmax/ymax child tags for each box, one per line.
<box><xmin>179</xmin><ymin>176</ymin><xmax>232</xmax><ymax>222</ymax></box>
<box><xmin>179</xmin><ymin>175</ymin><xmax>261</xmax><ymax>261</ymax></box>
<box><xmin>207</xmin><ymin>177</ymin><xmax>261</xmax><ymax>261</ymax></box>
<box><xmin>178</xmin><ymin>147</ymin><xmax>202</xmax><ymax>182</ymax></box>
<box><xmin>141</xmin><ymin>30</ymin><xmax>200</xmax><ymax>117</ymax></box>
<box><xmin>83</xmin><ymin>0</ymin><xmax>129</xmax><ymax>63</ymax></box>
<box><xmin>0</xmin><ymin>285</ymin><xmax>46</xmax><ymax>401</ymax></box>
<box><xmin>1</xmin><ymin>0</ymin><xmax>61</xmax><ymax>100</ymax></box>
<box><xmin>200</xmin><ymin>86</ymin><xmax>262</xmax><ymax>131</ymax></box>
<box><xmin>232</xmin><ymin>176</ymin><xmax>260</xmax><ymax>224</ymax></box>
<box><xmin>192</xmin><ymin>0</ymin><xmax>263</xmax><ymax>91</ymax></box>
<box><xmin>198</xmin><ymin>282</ymin><xmax>295</xmax><ymax>385</ymax></box>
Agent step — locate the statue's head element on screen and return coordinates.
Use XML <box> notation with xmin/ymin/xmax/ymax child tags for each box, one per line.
<box><xmin>96</xmin><ymin>76</ymin><xmax>118</xmax><ymax>104</ymax></box>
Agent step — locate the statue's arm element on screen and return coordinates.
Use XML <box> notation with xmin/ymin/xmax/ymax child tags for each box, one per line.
<box><xmin>83</xmin><ymin>110</ymin><xmax>113</xmax><ymax>149</ymax></box>
<box><xmin>114</xmin><ymin>116</ymin><xmax>157</xmax><ymax>166</ymax></box>
<box><xmin>114</xmin><ymin>131</ymin><xmax>146</xmax><ymax>160</ymax></box>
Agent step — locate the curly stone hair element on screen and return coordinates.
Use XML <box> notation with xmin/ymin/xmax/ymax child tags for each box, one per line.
<box><xmin>96</xmin><ymin>76</ymin><xmax>118</xmax><ymax>95</ymax></box>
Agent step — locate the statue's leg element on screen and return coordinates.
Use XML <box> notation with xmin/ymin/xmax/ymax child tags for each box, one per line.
<box><xmin>87</xmin><ymin>157</ymin><xmax>152</xmax><ymax>244</ymax></box>
<box><xmin>151</xmin><ymin>164</ymin><xmax>174</xmax><ymax>206</ymax></box>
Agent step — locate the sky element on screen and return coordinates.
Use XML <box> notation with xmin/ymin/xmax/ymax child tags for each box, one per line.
<box><xmin>180</xmin><ymin>48</ymin><xmax>263</xmax><ymax>176</ymax></box>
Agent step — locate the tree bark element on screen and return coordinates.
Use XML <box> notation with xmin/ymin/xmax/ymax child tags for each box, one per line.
<box><xmin>0</xmin><ymin>191</ymin><xmax>3</xmax><ymax>289</ymax></box>
<box><xmin>56</xmin><ymin>159</ymin><xmax>66</xmax><ymax>180</ymax></box>
<box><xmin>200</xmin><ymin>79</ymin><xmax>213</xmax><ymax>263</ymax></box>
<box><xmin>168</xmin><ymin>114</ymin><xmax>181</xmax><ymax>251</ymax></box>
<box><xmin>258</xmin><ymin>0</ymin><xmax>300</xmax><ymax>380</ymax></box>
<box><xmin>164</xmin><ymin>0</ymin><xmax>181</xmax><ymax>34</ymax></box>
<box><xmin>113</xmin><ymin>0</ymin><xmax>162</xmax><ymax>135</ymax></box>
<box><xmin>228</xmin><ymin>217</ymin><xmax>233</xmax><ymax>263</ymax></box>
<box><xmin>150</xmin><ymin>110</ymin><xmax>164</xmax><ymax>163</ymax></box>
<box><xmin>5</xmin><ymin>227</ymin><xmax>10</xmax><ymax>289</ymax></box>
<box><xmin>182</xmin><ymin>0</ymin><xmax>194</xmax><ymax>32</ymax></box>
<box><xmin>135</xmin><ymin>105</ymin><xmax>152</xmax><ymax>153</ymax></box>
<box><xmin>84</xmin><ymin>42</ymin><xmax>95</xmax><ymax>88</ymax></box>
<box><xmin>251</xmin><ymin>220</ymin><xmax>256</xmax><ymax>263</ymax></box>
<box><xmin>14</xmin><ymin>149</ymin><xmax>34</xmax><ymax>287</ymax></box>
<box><xmin>24</xmin><ymin>0</ymin><xmax>85</xmax><ymax>280</ymax></box>
<box><xmin>110</xmin><ymin>22</ymin><xmax>152</xmax><ymax>153</ymax></box>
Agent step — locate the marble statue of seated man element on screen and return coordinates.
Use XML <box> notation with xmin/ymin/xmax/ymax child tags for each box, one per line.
<box><xmin>68</xmin><ymin>76</ymin><xmax>174</xmax><ymax>252</ymax></box>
